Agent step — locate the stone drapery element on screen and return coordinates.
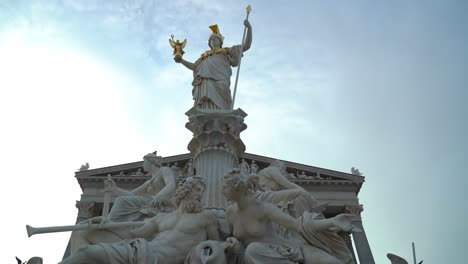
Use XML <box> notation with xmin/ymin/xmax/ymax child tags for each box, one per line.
<box><xmin>192</xmin><ymin>46</ymin><xmax>243</xmax><ymax>109</ymax></box>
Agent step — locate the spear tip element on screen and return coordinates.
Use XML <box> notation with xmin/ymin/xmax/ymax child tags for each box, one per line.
<box><xmin>246</xmin><ymin>5</ymin><xmax>252</xmax><ymax>13</ymax></box>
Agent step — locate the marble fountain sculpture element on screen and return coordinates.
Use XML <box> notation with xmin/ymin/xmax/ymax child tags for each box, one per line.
<box><xmin>26</xmin><ymin>7</ymin><xmax>370</xmax><ymax>264</ymax></box>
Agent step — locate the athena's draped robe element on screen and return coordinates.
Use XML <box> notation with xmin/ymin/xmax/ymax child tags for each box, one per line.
<box><xmin>192</xmin><ymin>45</ymin><xmax>242</xmax><ymax>109</ymax></box>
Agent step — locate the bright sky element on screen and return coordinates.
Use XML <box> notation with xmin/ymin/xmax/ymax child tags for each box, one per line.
<box><xmin>0</xmin><ymin>1</ymin><xmax>466</xmax><ymax>263</ymax></box>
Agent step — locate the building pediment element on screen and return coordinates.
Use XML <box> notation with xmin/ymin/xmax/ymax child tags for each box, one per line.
<box><xmin>76</xmin><ymin>152</ymin><xmax>364</xmax><ymax>194</ymax></box>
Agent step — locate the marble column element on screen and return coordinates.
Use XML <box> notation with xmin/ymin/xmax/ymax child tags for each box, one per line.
<box><xmin>345</xmin><ymin>205</ymin><xmax>375</xmax><ymax>264</ymax></box>
<box><xmin>186</xmin><ymin>107</ymin><xmax>247</xmax><ymax>209</ymax></box>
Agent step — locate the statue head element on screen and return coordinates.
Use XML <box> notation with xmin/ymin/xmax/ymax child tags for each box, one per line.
<box><xmin>143</xmin><ymin>152</ymin><xmax>163</xmax><ymax>171</ymax></box>
<box><xmin>175</xmin><ymin>176</ymin><xmax>206</xmax><ymax>213</ymax></box>
<box><xmin>208</xmin><ymin>35</ymin><xmax>223</xmax><ymax>49</ymax></box>
<box><xmin>256</xmin><ymin>160</ymin><xmax>289</xmax><ymax>191</ymax></box>
<box><xmin>223</xmin><ymin>169</ymin><xmax>258</xmax><ymax>201</ymax></box>
<box><xmin>208</xmin><ymin>24</ymin><xmax>224</xmax><ymax>49</ymax></box>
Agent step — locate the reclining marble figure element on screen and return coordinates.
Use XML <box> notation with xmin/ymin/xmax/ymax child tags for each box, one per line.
<box><xmin>223</xmin><ymin>170</ymin><xmax>360</xmax><ymax>264</ymax></box>
<box><xmin>61</xmin><ymin>176</ymin><xmax>220</xmax><ymax>264</ymax></box>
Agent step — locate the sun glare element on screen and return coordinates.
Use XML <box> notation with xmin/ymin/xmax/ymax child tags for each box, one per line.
<box><xmin>0</xmin><ymin>26</ymin><xmax>150</xmax><ymax>263</ymax></box>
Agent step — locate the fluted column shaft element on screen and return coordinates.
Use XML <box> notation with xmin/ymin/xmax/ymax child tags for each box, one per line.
<box><xmin>351</xmin><ymin>220</ymin><xmax>374</xmax><ymax>264</ymax></box>
<box><xmin>346</xmin><ymin>205</ymin><xmax>375</xmax><ymax>264</ymax></box>
<box><xmin>194</xmin><ymin>148</ymin><xmax>238</xmax><ymax>208</ymax></box>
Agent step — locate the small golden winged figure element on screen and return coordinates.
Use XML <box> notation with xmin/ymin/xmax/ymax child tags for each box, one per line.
<box><xmin>169</xmin><ymin>35</ymin><xmax>187</xmax><ymax>62</ymax></box>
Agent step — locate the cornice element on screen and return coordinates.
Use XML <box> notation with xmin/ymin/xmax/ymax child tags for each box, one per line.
<box><xmin>75</xmin><ymin>153</ymin><xmax>192</xmax><ymax>177</ymax></box>
<box><xmin>241</xmin><ymin>153</ymin><xmax>365</xmax><ymax>182</ymax></box>
<box><xmin>75</xmin><ymin>152</ymin><xmax>365</xmax><ymax>194</ymax></box>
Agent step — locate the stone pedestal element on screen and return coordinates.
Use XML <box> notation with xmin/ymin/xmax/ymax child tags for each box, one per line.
<box><xmin>186</xmin><ymin>107</ymin><xmax>247</xmax><ymax>209</ymax></box>
<box><xmin>345</xmin><ymin>205</ymin><xmax>375</xmax><ymax>264</ymax></box>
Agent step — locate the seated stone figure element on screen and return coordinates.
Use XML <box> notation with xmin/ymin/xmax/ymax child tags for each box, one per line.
<box><xmin>107</xmin><ymin>152</ymin><xmax>178</xmax><ymax>222</ymax></box>
<box><xmin>70</xmin><ymin>152</ymin><xmax>177</xmax><ymax>254</ymax></box>
<box><xmin>223</xmin><ymin>171</ymin><xmax>359</xmax><ymax>264</ymax></box>
<box><xmin>255</xmin><ymin>160</ymin><xmax>319</xmax><ymax>217</ymax></box>
<box><xmin>61</xmin><ymin>176</ymin><xmax>220</xmax><ymax>264</ymax></box>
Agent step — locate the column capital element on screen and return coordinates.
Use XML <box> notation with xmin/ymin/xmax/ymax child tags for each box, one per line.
<box><xmin>185</xmin><ymin>107</ymin><xmax>247</xmax><ymax>157</ymax></box>
<box><xmin>75</xmin><ymin>201</ymin><xmax>96</xmax><ymax>219</ymax></box>
<box><xmin>345</xmin><ymin>204</ymin><xmax>364</xmax><ymax>217</ymax></box>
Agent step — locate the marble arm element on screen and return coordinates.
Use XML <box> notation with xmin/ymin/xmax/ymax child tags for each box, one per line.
<box><xmin>302</xmin><ymin>213</ymin><xmax>362</xmax><ymax>233</ymax></box>
<box><xmin>149</xmin><ymin>169</ymin><xmax>177</xmax><ymax>205</ymax></box>
<box><xmin>225</xmin><ymin>206</ymin><xmax>235</xmax><ymax>236</ymax></box>
<box><xmin>128</xmin><ymin>179</ymin><xmax>151</xmax><ymax>196</ymax></box>
<box><xmin>264</xmin><ymin>203</ymin><xmax>300</xmax><ymax>233</ymax></box>
<box><xmin>270</xmin><ymin>169</ymin><xmax>302</xmax><ymax>190</ymax></box>
<box><xmin>105</xmin><ymin>177</ymin><xmax>135</xmax><ymax>196</ymax></box>
<box><xmin>128</xmin><ymin>215</ymin><xmax>161</xmax><ymax>239</ymax></box>
<box><xmin>242</xmin><ymin>20</ymin><xmax>252</xmax><ymax>52</ymax></box>
<box><xmin>205</xmin><ymin>211</ymin><xmax>221</xmax><ymax>241</ymax></box>
<box><xmin>178</xmin><ymin>58</ymin><xmax>195</xmax><ymax>71</ymax></box>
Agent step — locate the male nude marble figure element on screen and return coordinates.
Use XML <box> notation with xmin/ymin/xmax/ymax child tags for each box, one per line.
<box><xmin>61</xmin><ymin>176</ymin><xmax>220</xmax><ymax>264</ymax></box>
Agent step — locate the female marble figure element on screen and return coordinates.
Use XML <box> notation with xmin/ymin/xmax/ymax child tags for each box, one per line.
<box><xmin>70</xmin><ymin>153</ymin><xmax>178</xmax><ymax>254</ymax></box>
<box><xmin>176</xmin><ymin>20</ymin><xmax>252</xmax><ymax>109</ymax></box>
<box><xmin>250</xmin><ymin>160</ymin><xmax>259</xmax><ymax>174</ymax></box>
<box><xmin>223</xmin><ymin>171</ymin><xmax>358</xmax><ymax>264</ymax></box>
<box><xmin>240</xmin><ymin>158</ymin><xmax>250</xmax><ymax>176</ymax></box>
<box><xmin>106</xmin><ymin>152</ymin><xmax>177</xmax><ymax>222</ymax></box>
<box><xmin>255</xmin><ymin>161</ymin><xmax>319</xmax><ymax>217</ymax></box>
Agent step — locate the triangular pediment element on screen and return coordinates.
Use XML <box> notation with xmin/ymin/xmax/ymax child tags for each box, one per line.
<box><xmin>75</xmin><ymin>152</ymin><xmax>364</xmax><ymax>193</ymax></box>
